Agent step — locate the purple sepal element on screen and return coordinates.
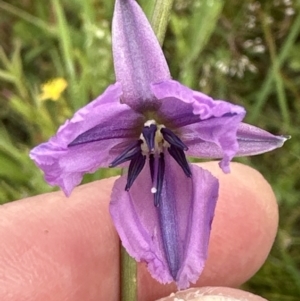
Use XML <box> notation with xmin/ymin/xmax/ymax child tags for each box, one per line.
<box><xmin>236</xmin><ymin>123</ymin><xmax>290</xmax><ymax>156</ymax></box>
<box><xmin>30</xmin><ymin>83</ymin><xmax>144</xmax><ymax>195</ymax></box>
<box><xmin>177</xmin><ymin>122</ymin><xmax>289</xmax><ymax>161</ymax></box>
<box><xmin>112</xmin><ymin>0</ymin><xmax>171</xmax><ymax>111</ymax></box>
<box><xmin>110</xmin><ymin>154</ymin><xmax>218</xmax><ymax>289</ymax></box>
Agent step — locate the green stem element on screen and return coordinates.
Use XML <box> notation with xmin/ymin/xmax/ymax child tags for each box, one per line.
<box><xmin>150</xmin><ymin>0</ymin><xmax>175</xmax><ymax>45</ymax></box>
<box><xmin>259</xmin><ymin>10</ymin><xmax>289</xmax><ymax>127</ymax></box>
<box><xmin>121</xmin><ymin>246</ymin><xmax>137</xmax><ymax>301</ymax></box>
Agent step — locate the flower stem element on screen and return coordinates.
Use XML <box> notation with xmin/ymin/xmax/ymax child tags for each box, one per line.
<box><xmin>121</xmin><ymin>245</ymin><xmax>137</xmax><ymax>301</ymax></box>
<box><xmin>150</xmin><ymin>0</ymin><xmax>175</xmax><ymax>45</ymax></box>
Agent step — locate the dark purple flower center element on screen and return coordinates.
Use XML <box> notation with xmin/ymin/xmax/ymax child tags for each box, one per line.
<box><xmin>110</xmin><ymin>120</ymin><xmax>191</xmax><ymax>207</ymax></box>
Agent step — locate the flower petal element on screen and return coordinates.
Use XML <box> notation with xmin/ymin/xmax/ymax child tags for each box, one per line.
<box><xmin>176</xmin><ymin>164</ymin><xmax>218</xmax><ymax>289</ymax></box>
<box><xmin>181</xmin><ymin>114</ymin><xmax>243</xmax><ymax>173</ymax></box>
<box><xmin>152</xmin><ymin>80</ymin><xmax>199</xmax><ymax>127</ymax></box>
<box><xmin>152</xmin><ymin>80</ymin><xmax>245</xmax><ymax>122</ymax></box>
<box><xmin>152</xmin><ymin>80</ymin><xmax>246</xmax><ymax>172</ymax></box>
<box><xmin>110</xmin><ymin>154</ymin><xmax>219</xmax><ymax>289</ymax></box>
<box><xmin>235</xmin><ymin>123</ymin><xmax>290</xmax><ymax>156</ymax></box>
<box><xmin>112</xmin><ymin>0</ymin><xmax>170</xmax><ymax>111</ymax></box>
<box><xmin>180</xmin><ymin>122</ymin><xmax>289</xmax><ymax>163</ymax></box>
<box><xmin>110</xmin><ymin>164</ymin><xmax>172</xmax><ymax>284</ymax></box>
<box><xmin>30</xmin><ymin>83</ymin><xmax>144</xmax><ymax>195</ymax></box>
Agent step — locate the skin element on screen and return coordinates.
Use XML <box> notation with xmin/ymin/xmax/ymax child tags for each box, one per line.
<box><xmin>0</xmin><ymin>162</ymin><xmax>278</xmax><ymax>301</ymax></box>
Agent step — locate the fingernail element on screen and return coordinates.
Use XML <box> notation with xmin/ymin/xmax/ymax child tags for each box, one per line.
<box><xmin>156</xmin><ymin>287</ymin><xmax>269</xmax><ymax>301</ymax></box>
<box><xmin>158</xmin><ymin>293</ymin><xmax>240</xmax><ymax>301</ymax></box>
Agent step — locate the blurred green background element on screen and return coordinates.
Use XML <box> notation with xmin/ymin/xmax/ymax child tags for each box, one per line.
<box><xmin>0</xmin><ymin>0</ymin><xmax>299</xmax><ymax>299</ymax></box>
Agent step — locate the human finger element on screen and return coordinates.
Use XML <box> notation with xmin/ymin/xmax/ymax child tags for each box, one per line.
<box><xmin>0</xmin><ymin>162</ymin><xmax>278</xmax><ymax>301</ymax></box>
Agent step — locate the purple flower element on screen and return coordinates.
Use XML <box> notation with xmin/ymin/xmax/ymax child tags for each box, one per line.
<box><xmin>30</xmin><ymin>0</ymin><xmax>288</xmax><ymax>289</ymax></box>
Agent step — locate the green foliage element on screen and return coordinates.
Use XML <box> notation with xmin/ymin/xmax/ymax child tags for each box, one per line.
<box><xmin>0</xmin><ymin>0</ymin><xmax>299</xmax><ymax>298</ymax></box>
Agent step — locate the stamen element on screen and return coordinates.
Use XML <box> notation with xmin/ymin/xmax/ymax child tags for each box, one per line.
<box><xmin>154</xmin><ymin>153</ymin><xmax>165</xmax><ymax>207</ymax></box>
<box><xmin>125</xmin><ymin>152</ymin><xmax>146</xmax><ymax>191</ymax></box>
<box><xmin>109</xmin><ymin>140</ymin><xmax>142</xmax><ymax>167</ymax></box>
<box><xmin>142</xmin><ymin>123</ymin><xmax>157</xmax><ymax>152</ymax></box>
<box><xmin>168</xmin><ymin>145</ymin><xmax>192</xmax><ymax>177</ymax></box>
<box><xmin>161</xmin><ymin>128</ymin><xmax>188</xmax><ymax>151</ymax></box>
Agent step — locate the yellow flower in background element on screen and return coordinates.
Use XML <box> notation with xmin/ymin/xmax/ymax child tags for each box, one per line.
<box><xmin>39</xmin><ymin>78</ymin><xmax>68</xmax><ymax>101</ymax></box>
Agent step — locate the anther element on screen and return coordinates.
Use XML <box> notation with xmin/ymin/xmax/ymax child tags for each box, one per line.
<box><xmin>142</xmin><ymin>123</ymin><xmax>157</xmax><ymax>152</ymax></box>
<box><xmin>160</xmin><ymin>128</ymin><xmax>188</xmax><ymax>151</ymax></box>
<box><xmin>125</xmin><ymin>152</ymin><xmax>146</xmax><ymax>191</ymax></box>
<box><xmin>109</xmin><ymin>140</ymin><xmax>142</xmax><ymax>167</ymax></box>
<box><xmin>168</xmin><ymin>145</ymin><xmax>191</xmax><ymax>177</ymax></box>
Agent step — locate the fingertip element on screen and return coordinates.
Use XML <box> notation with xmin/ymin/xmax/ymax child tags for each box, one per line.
<box><xmin>198</xmin><ymin>162</ymin><xmax>278</xmax><ymax>287</ymax></box>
